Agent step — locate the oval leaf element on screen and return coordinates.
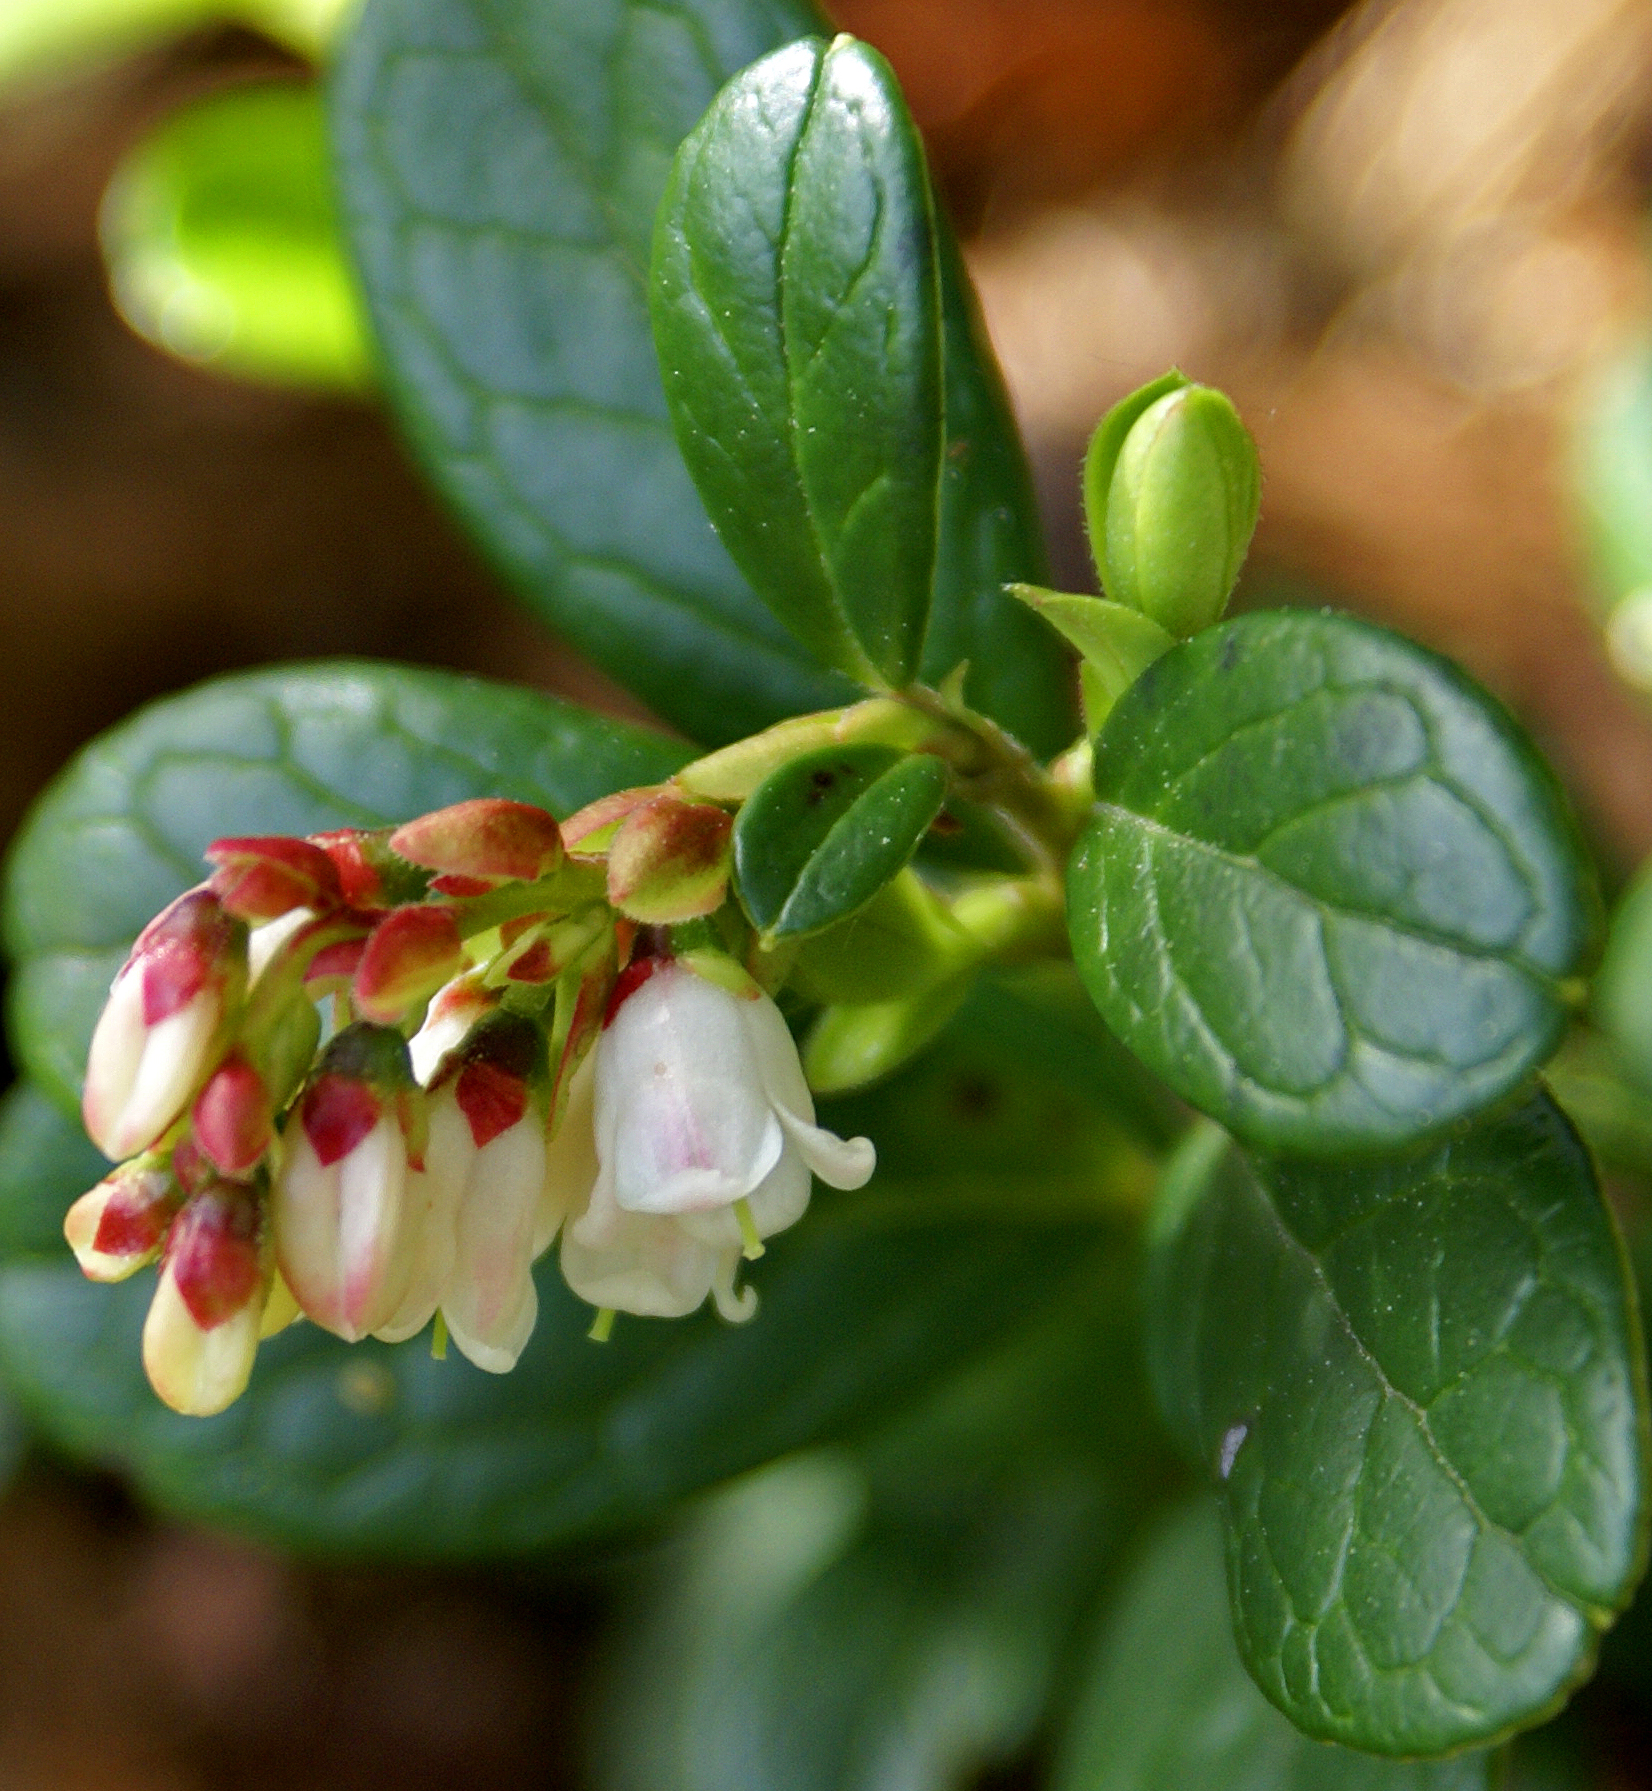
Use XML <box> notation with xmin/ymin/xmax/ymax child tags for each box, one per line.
<box><xmin>0</xmin><ymin>975</ymin><xmax>1146</xmax><ymax>1558</ymax></box>
<box><xmin>330</xmin><ymin>0</ymin><xmax>1074</xmax><ymax>750</ymax></box>
<box><xmin>1145</xmin><ymin>1095</ymin><xmax>1648</xmax><ymax>1755</ymax></box>
<box><xmin>2</xmin><ymin>662</ymin><xmax>689</xmax><ymax>1111</ymax></box>
<box><xmin>1055</xmin><ymin>1501</ymin><xmax>1495</xmax><ymax>1791</ymax></box>
<box><xmin>103</xmin><ymin>81</ymin><xmax>371</xmax><ymax>390</ymax></box>
<box><xmin>733</xmin><ymin>745</ymin><xmax>949</xmax><ymax>940</ymax></box>
<box><xmin>1069</xmin><ymin>610</ymin><xmax>1598</xmax><ymax>1155</ymax></box>
<box><xmin>651</xmin><ymin>35</ymin><xmax>941</xmax><ymax>689</ymax></box>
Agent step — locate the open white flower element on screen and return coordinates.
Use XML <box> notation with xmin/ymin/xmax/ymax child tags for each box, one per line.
<box><xmin>559</xmin><ymin>958</ymin><xmax>874</xmax><ymax>1320</ymax></box>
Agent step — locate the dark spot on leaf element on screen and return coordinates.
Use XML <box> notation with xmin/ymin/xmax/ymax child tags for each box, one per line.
<box><xmin>952</xmin><ymin>1074</ymin><xmax>1002</xmax><ymax>1122</ymax></box>
<box><xmin>1218</xmin><ymin>630</ymin><xmax>1242</xmax><ymax>672</ymax></box>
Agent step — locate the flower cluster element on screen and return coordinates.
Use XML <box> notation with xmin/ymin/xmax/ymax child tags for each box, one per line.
<box><xmin>68</xmin><ymin>796</ymin><xmax>874</xmax><ymax>1415</ymax></box>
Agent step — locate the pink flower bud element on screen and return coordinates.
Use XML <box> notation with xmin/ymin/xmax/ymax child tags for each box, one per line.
<box><xmin>407</xmin><ymin>972</ymin><xmax>497</xmax><ymax>1086</ymax></box>
<box><xmin>303</xmin><ymin>936</ymin><xmax>368</xmax><ymax>994</ymax></box>
<box><xmin>428</xmin><ymin>1015</ymin><xmax>548</xmax><ymax>1372</ymax></box>
<box><xmin>561</xmin><ymin>787</ymin><xmax>660</xmax><ymax>856</ymax></box>
<box><xmin>64</xmin><ymin>1157</ymin><xmax>182</xmax><ymax>1282</ymax></box>
<box><xmin>271</xmin><ymin>1025</ymin><xmax>421</xmax><ymax>1342</ymax></box>
<box><xmin>308</xmin><ymin>828</ymin><xmax>430</xmax><ymax>909</ymax></box>
<box><xmin>352</xmin><ymin>906</ymin><xmax>464</xmax><ymax>1025</ymax></box>
<box><xmin>205</xmin><ymin>836</ymin><xmax>343</xmax><ymax>922</ymax></box>
<box><xmin>83</xmin><ymin>888</ymin><xmax>245</xmax><ymax>1161</ymax></box>
<box><xmin>605</xmin><ymin>792</ymin><xmax>733</xmax><ymax>924</ymax></box>
<box><xmin>191</xmin><ymin>1053</ymin><xmax>272</xmax><ymax>1176</ymax></box>
<box><xmin>389</xmin><ymin>799</ymin><xmax>563</xmax><ymax>884</ymax></box>
<box><xmin>142</xmin><ymin>1180</ymin><xmax>269</xmax><ymax>1416</ymax></box>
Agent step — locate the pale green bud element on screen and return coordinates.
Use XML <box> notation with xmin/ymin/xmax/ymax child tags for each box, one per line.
<box><xmin>1084</xmin><ymin>375</ymin><xmax>1260</xmax><ymax>638</ymax></box>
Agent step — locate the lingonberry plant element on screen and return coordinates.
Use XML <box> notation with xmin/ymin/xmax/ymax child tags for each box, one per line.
<box><xmin>1</xmin><ymin>4</ymin><xmax>1648</xmax><ymax>1787</ymax></box>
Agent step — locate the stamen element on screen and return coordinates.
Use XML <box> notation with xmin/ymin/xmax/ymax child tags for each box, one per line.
<box><xmin>431</xmin><ymin>1310</ymin><xmax>449</xmax><ymax>1360</ymax></box>
<box><xmin>588</xmin><ymin>1306</ymin><xmax>617</xmax><ymax>1343</ymax></box>
<box><xmin>734</xmin><ymin>1197</ymin><xmax>765</xmax><ymax>1261</ymax></box>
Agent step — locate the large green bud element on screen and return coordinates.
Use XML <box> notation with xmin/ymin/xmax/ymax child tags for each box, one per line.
<box><xmin>1083</xmin><ymin>371</ymin><xmax>1261</xmax><ymax>639</ymax></box>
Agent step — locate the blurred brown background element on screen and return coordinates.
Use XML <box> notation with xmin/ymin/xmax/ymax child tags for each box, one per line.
<box><xmin>3</xmin><ymin>0</ymin><xmax>1652</xmax><ymax>1783</ymax></box>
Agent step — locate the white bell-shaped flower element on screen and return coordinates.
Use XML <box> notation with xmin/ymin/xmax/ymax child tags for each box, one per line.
<box><xmin>559</xmin><ymin>958</ymin><xmax>874</xmax><ymax>1320</ymax></box>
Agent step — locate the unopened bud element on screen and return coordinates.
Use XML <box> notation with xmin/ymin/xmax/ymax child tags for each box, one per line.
<box><xmin>1084</xmin><ymin>374</ymin><xmax>1260</xmax><ymax>639</ymax></box>
<box><xmin>83</xmin><ymin>887</ymin><xmax>246</xmax><ymax>1161</ymax></box>
<box><xmin>272</xmin><ymin>1023</ymin><xmax>422</xmax><ymax>1341</ymax></box>
<box><xmin>606</xmin><ymin>791</ymin><xmax>732</xmax><ymax>924</ymax></box>
<box><xmin>561</xmin><ymin>787</ymin><xmax>660</xmax><ymax>856</ymax></box>
<box><xmin>309</xmin><ymin>828</ymin><xmax>428</xmax><ymax>909</ymax></box>
<box><xmin>389</xmin><ymin>798</ymin><xmax>564</xmax><ymax>887</ymax></box>
<box><xmin>408</xmin><ymin>971</ymin><xmax>497</xmax><ymax>1085</ymax></box>
<box><xmin>142</xmin><ymin>1180</ymin><xmax>269</xmax><ymax>1416</ymax></box>
<box><xmin>353</xmin><ymin>905</ymin><xmax>464</xmax><ymax>1024</ymax></box>
<box><xmin>422</xmin><ymin>1013</ymin><xmax>548</xmax><ymax>1370</ymax></box>
<box><xmin>65</xmin><ymin>1156</ymin><xmax>182</xmax><ymax>1282</ymax></box>
<box><xmin>206</xmin><ymin>836</ymin><xmax>342</xmax><ymax>922</ymax></box>
<box><xmin>191</xmin><ymin>1052</ymin><xmax>272</xmax><ymax>1175</ymax></box>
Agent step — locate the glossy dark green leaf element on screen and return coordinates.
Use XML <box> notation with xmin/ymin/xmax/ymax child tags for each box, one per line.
<box><xmin>925</xmin><ymin>225</ymin><xmax>1072</xmax><ymax>757</ymax></box>
<box><xmin>1146</xmin><ymin>1095</ymin><xmax>1648</xmax><ymax>1755</ymax></box>
<box><xmin>0</xmin><ymin>1084</ymin><xmax>109</xmax><ymax>1259</ymax></box>
<box><xmin>2</xmin><ymin>662</ymin><xmax>689</xmax><ymax>1112</ymax></box>
<box><xmin>0</xmin><ymin>973</ymin><xmax>1144</xmax><ymax>1558</ymax></box>
<box><xmin>734</xmin><ymin>745</ymin><xmax>949</xmax><ymax>940</ymax></box>
<box><xmin>1055</xmin><ymin>1501</ymin><xmax>1496</xmax><ymax>1791</ymax></box>
<box><xmin>1069</xmin><ymin>610</ymin><xmax>1598</xmax><ymax>1155</ymax></box>
<box><xmin>102</xmin><ymin>81</ymin><xmax>371</xmax><ymax>390</ymax></box>
<box><xmin>651</xmin><ymin>34</ymin><xmax>941</xmax><ymax>688</ymax></box>
<box><xmin>330</xmin><ymin>0</ymin><xmax>1074</xmax><ymax>751</ymax></box>
<box><xmin>596</xmin><ymin>1236</ymin><xmax>1163</xmax><ymax>1791</ymax></box>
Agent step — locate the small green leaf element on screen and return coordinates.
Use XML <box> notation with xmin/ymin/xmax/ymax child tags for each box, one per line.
<box><xmin>2</xmin><ymin>662</ymin><xmax>689</xmax><ymax>1112</ymax></box>
<box><xmin>1069</xmin><ymin>610</ymin><xmax>1598</xmax><ymax>1154</ymax></box>
<box><xmin>102</xmin><ymin>82</ymin><xmax>371</xmax><ymax>390</ymax></box>
<box><xmin>1592</xmin><ymin>862</ymin><xmax>1652</xmax><ymax>1092</ymax></box>
<box><xmin>1055</xmin><ymin>1500</ymin><xmax>1496</xmax><ymax>1791</ymax></box>
<box><xmin>0</xmin><ymin>0</ymin><xmax>348</xmax><ymax>86</ymax></box>
<box><xmin>651</xmin><ymin>35</ymin><xmax>942</xmax><ymax>688</ymax></box>
<box><xmin>1008</xmin><ymin>585</ymin><xmax>1174</xmax><ymax>730</ymax></box>
<box><xmin>1146</xmin><ymin>1095</ymin><xmax>1648</xmax><ymax>1755</ymax></box>
<box><xmin>331</xmin><ymin>0</ymin><xmax>1073</xmax><ymax>750</ymax></box>
<box><xmin>733</xmin><ymin>745</ymin><xmax>950</xmax><ymax>940</ymax></box>
<box><xmin>0</xmin><ymin>975</ymin><xmax>1143</xmax><ymax>1557</ymax></box>
<box><xmin>1574</xmin><ymin>334</ymin><xmax>1652</xmax><ymax>615</ymax></box>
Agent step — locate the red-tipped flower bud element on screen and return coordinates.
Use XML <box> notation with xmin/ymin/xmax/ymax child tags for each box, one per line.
<box><xmin>605</xmin><ymin>791</ymin><xmax>732</xmax><ymax>924</ymax></box>
<box><xmin>561</xmin><ymin>787</ymin><xmax>658</xmax><ymax>855</ymax></box>
<box><xmin>389</xmin><ymin>799</ymin><xmax>563</xmax><ymax>885</ymax></box>
<box><xmin>191</xmin><ymin>1052</ymin><xmax>273</xmax><ymax>1176</ymax></box>
<box><xmin>272</xmin><ymin>1024</ymin><xmax>422</xmax><ymax>1342</ymax></box>
<box><xmin>205</xmin><ymin>836</ymin><xmax>343</xmax><ymax>922</ymax></box>
<box><xmin>420</xmin><ymin>1014</ymin><xmax>548</xmax><ymax>1371</ymax></box>
<box><xmin>142</xmin><ymin>1179</ymin><xmax>269</xmax><ymax>1416</ymax></box>
<box><xmin>83</xmin><ymin>887</ymin><xmax>246</xmax><ymax>1161</ymax></box>
<box><xmin>65</xmin><ymin>1156</ymin><xmax>183</xmax><ymax>1282</ymax></box>
<box><xmin>353</xmin><ymin>906</ymin><xmax>464</xmax><ymax>1025</ymax></box>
